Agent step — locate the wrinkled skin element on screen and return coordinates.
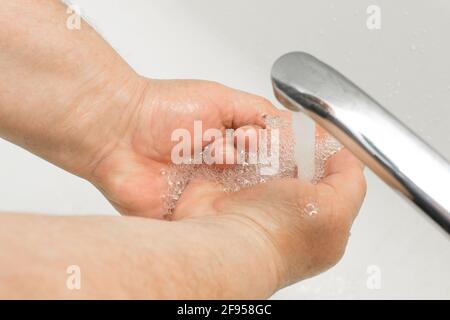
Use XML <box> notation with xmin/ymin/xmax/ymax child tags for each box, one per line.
<box><xmin>91</xmin><ymin>78</ymin><xmax>278</xmax><ymax>218</ymax></box>
<box><xmin>171</xmin><ymin>148</ymin><xmax>366</xmax><ymax>286</ymax></box>
<box><xmin>0</xmin><ymin>0</ymin><xmax>367</xmax><ymax>297</ymax></box>
<box><xmin>87</xmin><ymin>77</ymin><xmax>366</xmax><ymax>287</ymax></box>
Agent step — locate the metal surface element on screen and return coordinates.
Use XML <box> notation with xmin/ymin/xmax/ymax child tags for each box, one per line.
<box><xmin>271</xmin><ymin>52</ymin><xmax>450</xmax><ymax>234</ymax></box>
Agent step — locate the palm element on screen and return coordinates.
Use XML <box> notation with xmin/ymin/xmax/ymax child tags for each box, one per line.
<box><xmin>169</xmin><ymin>149</ymin><xmax>366</xmax><ymax>285</ymax></box>
<box><xmin>91</xmin><ymin>79</ymin><xmax>274</xmax><ymax>218</ymax></box>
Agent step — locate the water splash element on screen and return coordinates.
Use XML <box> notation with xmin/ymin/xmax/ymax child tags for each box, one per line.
<box><xmin>160</xmin><ymin>115</ymin><xmax>343</xmax><ymax>216</ymax></box>
<box><xmin>160</xmin><ymin>115</ymin><xmax>297</xmax><ymax>216</ymax></box>
<box><xmin>312</xmin><ymin>133</ymin><xmax>343</xmax><ymax>183</ymax></box>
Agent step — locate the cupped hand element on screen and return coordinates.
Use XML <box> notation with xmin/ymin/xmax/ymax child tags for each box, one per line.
<box><xmin>89</xmin><ymin>77</ymin><xmax>278</xmax><ymax>218</ymax></box>
<box><xmin>171</xmin><ymin>148</ymin><xmax>366</xmax><ymax>290</ymax></box>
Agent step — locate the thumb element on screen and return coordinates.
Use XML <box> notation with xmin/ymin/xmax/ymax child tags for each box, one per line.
<box><xmin>317</xmin><ymin>148</ymin><xmax>367</xmax><ymax>222</ymax></box>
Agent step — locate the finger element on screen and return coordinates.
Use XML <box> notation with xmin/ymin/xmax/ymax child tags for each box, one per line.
<box><xmin>233</xmin><ymin>125</ymin><xmax>260</xmax><ymax>161</ymax></box>
<box><xmin>317</xmin><ymin>148</ymin><xmax>366</xmax><ymax>221</ymax></box>
<box><xmin>225</xmin><ymin>88</ymin><xmax>282</xmax><ymax>129</ymax></box>
<box><xmin>204</xmin><ymin>136</ymin><xmax>238</xmax><ymax>167</ymax></box>
<box><xmin>204</xmin><ymin>125</ymin><xmax>261</xmax><ymax>168</ymax></box>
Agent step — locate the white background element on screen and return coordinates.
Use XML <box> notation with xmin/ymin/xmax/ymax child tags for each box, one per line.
<box><xmin>0</xmin><ymin>0</ymin><xmax>449</xmax><ymax>298</ymax></box>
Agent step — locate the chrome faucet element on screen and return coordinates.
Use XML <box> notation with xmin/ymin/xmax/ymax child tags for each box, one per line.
<box><xmin>271</xmin><ymin>52</ymin><xmax>450</xmax><ymax>234</ymax></box>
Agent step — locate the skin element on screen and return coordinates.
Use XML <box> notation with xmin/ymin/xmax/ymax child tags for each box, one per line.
<box><xmin>0</xmin><ymin>0</ymin><xmax>366</xmax><ymax>299</ymax></box>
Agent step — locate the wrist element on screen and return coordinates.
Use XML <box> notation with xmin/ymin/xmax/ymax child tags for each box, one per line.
<box><xmin>55</xmin><ymin>69</ymin><xmax>148</xmax><ymax>179</ymax></box>
<box><xmin>186</xmin><ymin>215</ymin><xmax>284</xmax><ymax>298</ymax></box>
<box><xmin>0</xmin><ymin>0</ymin><xmax>148</xmax><ymax>180</ymax></box>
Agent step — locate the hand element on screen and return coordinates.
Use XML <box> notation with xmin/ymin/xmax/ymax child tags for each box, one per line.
<box><xmin>0</xmin><ymin>0</ymin><xmax>278</xmax><ymax>219</ymax></box>
<box><xmin>171</xmin><ymin>148</ymin><xmax>367</xmax><ymax>289</ymax></box>
<box><xmin>0</xmin><ymin>0</ymin><xmax>367</xmax><ymax>298</ymax></box>
<box><xmin>0</xmin><ymin>148</ymin><xmax>366</xmax><ymax>299</ymax></box>
<box><xmin>89</xmin><ymin>77</ymin><xmax>278</xmax><ymax>218</ymax></box>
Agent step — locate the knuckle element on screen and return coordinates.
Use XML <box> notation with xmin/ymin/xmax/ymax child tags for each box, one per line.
<box><xmin>256</xmin><ymin>96</ymin><xmax>272</xmax><ymax>106</ymax></box>
<box><xmin>255</xmin><ymin>96</ymin><xmax>274</xmax><ymax>111</ymax></box>
<box><xmin>203</xmin><ymin>80</ymin><xmax>224</xmax><ymax>91</ymax></box>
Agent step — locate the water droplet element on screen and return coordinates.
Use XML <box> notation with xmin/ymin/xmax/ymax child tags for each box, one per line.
<box><xmin>305</xmin><ymin>203</ymin><xmax>319</xmax><ymax>216</ymax></box>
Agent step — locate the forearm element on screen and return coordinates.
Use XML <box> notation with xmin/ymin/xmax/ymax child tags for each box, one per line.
<box><xmin>0</xmin><ymin>213</ymin><xmax>278</xmax><ymax>299</ymax></box>
<box><xmin>0</xmin><ymin>0</ymin><xmax>143</xmax><ymax>177</ymax></box>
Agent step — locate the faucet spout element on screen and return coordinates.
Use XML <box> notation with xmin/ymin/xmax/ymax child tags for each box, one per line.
<box><xmin>271</xmin><ymin>52</ymin><xmax>450</xmax><ymax>234</ymax></box>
